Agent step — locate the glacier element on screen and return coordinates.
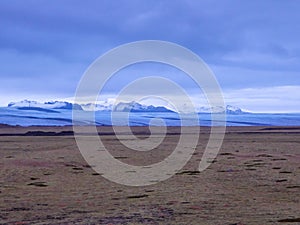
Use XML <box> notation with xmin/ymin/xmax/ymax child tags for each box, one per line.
<box><xmin>1</xmin><ymin>99</ymin><xmax>300</xmax><ymax>126</ymax></box>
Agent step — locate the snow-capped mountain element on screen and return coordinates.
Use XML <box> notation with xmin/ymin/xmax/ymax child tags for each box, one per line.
<box><xmin>81</xmin><ymin>99</ymin><xmax>115</xmax><ymax>111</ymax></box>
<box><xmin>7</xmin><ymin>100</ymin><xmax>247</xmax><ymax>114</ymax></box>
<box><xmin>225</xmin><ymin>105</ymin><xmax>245</xmax><ymax>114</ymax></box>
<box><xmin>81</xmin><ymin>101</ymin><xmax>174</xmax><ymax>112</ymax></box>
<box><xmin>197</xmin><ymin>105</ymin><xmax>247</xmax><ymax>114</ymax></box>
<box><xmin>81</xmin><ymin>103</ymin><xmax>112</xmax><ymax>111</ymax></box>
<box><xmin>113</xmin><ymin>101</ymin><xmax>174</xmax><ymax>112</ymax></box>
<box><xmin>8</xmin><ymin>100</ymin><xmax>83</xmax><ymax>110</ymax></box>
<box><xmin>7</xmin><ymin>100</ymin><xmax>174</xmax><ymax>113</ymax></box>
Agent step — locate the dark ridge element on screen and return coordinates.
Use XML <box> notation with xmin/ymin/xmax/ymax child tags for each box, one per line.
<box><xmin>261</xmin><ymin>127</ymin><xmax>300</xmax><ymax>130</ymax></box>
<box><xmin>286</xmin><ymin>185</ymin><xmax>300</xmax><ymax>189</ymax></box>
<box><xmin>278</xmin><ymin>218</ymin><xmax>300</xmax><ymax>222</ymax></box>
<box><xmin>0</xmin><ymin>123</ymin><xmax>73</xmax><ymax>128</ymax></box>
<box><xmin>233</xmin><ymin>132</ymin><xmax>300</xmax><ymax>135</ymax></box>
<box><xmin>0</xmin><ymin>123</ymin><xmax>20</xmax><ymax>128</ymax></box>
<box><xmin>0</xmin><ymin>130</ymin><xmax>184</xmax><ymax>136</ymax></box>
<box><xmin>0</xmin><ymin>131</ymin><xmax>74</xmax><ymax>136</ymax></box>
<box><xmin>24</xmin><ymin>131</ymin><xmax>74</xmax><ymax>136</ymax></box>
<box><xmin>27</xmin><ymin>182</ymin><xmax>48</xmax><ymax>187</ymax></box>
<box><xmin>176</xmin><ymin>171</ymin><xmax>200</xmax><ymax>175</ymax></box>
<box><xmin>126</xmin><ymin>194</ymin><xmax>149</xmax><ymax>199</ymax></box>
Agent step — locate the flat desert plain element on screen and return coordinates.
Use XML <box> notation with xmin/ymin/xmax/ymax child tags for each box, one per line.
<box><xmin>0</xmin><ymin>125</ymin><xmax>300</xmax><ymax>224</ymax></box>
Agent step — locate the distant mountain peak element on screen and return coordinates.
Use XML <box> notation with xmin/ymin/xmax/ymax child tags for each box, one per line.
<box><xmin>7</xmin><ymin>100</ymin><xmax>247</xmax><ymax>114</ymax></box>
<box><xmin>197</xmin><ymin>105</ymin><xmax>247</xmax><ymax>114</ymax></box>
<box><xmin>8</xmin><ymin>99</ymin><xmax>37</xmax><ymax>107</ymax></box>
<box><xmin>226</xmin><ymin>105</ymin><xmax>244</xmax><ymax>114</ymax></box>
<box><xmin>8</xmin><ymin>100</ymin><xmax>83</xmax><ymax>110</ymax></box>
<box><xmin>113</xmin><ymin>101</ymin><xmax>174</xmax><ymax>113</ymax></box>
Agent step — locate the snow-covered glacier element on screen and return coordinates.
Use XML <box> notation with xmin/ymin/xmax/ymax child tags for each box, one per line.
<box><xmin>1</xmin><ymin>99</ymin><xmax>300</xmax><ymax>126</ymax></box>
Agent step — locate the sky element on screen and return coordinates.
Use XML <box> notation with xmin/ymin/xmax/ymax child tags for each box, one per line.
<box><xmin>0</xmin><ymin>0</ymin><xmax>300</xmax><ymax>112</ymax></box>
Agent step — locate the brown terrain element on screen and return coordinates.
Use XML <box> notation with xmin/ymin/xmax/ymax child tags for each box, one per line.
<box><xmin>0</xmin><ymin>125</ymin><xmax>299</xmax><ymax>224</ymax></box>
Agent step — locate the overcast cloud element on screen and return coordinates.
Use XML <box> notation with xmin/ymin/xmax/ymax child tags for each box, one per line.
<box><xmin>0</xmin><ymin>0</ymin><xmax>300</xmax><ymax>112</ymax></box>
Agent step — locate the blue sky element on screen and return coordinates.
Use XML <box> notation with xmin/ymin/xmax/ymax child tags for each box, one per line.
<box><xmin>0</xmin><ymin>0</ymin><xmax>300</xmax><ymax>112</ymax></box>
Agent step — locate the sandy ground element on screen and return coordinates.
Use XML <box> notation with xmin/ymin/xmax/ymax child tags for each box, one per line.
<box><xmin>0</xmin><ymin>125</ymin><xmax>300</xmax><ymax>224</ymax></box>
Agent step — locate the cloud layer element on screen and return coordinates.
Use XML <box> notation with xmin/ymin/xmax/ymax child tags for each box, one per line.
<box><xmin>0</xmin><ymin>0</ymin><xmax>300</xmax><ymax>112</ymax></box>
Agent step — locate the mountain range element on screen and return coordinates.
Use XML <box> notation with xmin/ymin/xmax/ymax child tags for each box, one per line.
<box><xmin>7</xmin><ymin>100</ymin><xmax>248</xmax><ymax>114</ymax></box>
